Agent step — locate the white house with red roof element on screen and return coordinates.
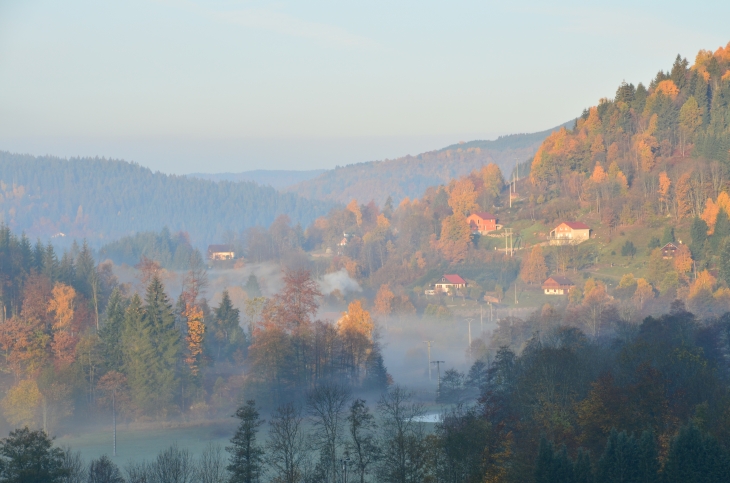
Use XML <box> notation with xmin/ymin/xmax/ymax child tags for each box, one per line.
<box><xmin>433</xmin><ymin>274</ymin><xmax>467</xmax><ymax>294</ymax></box>
<box><xmin>549</xmin><ymin>222</ymin><xmax>591</xmax><ymax>245</ymax></box>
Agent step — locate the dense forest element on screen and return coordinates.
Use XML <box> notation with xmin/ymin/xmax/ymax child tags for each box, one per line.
<box><xmin>188</xmin><ymin>169</ymin><xmax>326</xmax><ymax>189</ymax></box>
<box><xmin>98</xmin><ymin>227</ymin><xmax>203</xmax><ymax>270</ymax></box>
<box><xmin>0</xmin><ymin>225</ymin><xmax>389</xmax><ymax>440</ymax></box>
<box><xmin>286</xmin><ymin>121</ymin><xmax>573</xmax><ymax>205</ymax></box>
<box><xmin>0</xmin><ymin>153</ymin><xmax>334</xmax><ymax>247</ymax></box>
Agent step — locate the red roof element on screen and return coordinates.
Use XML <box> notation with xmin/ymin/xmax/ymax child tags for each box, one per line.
<box><xmin>560</xmin><ymin>221</ymin><xmax>590</xmax><ymax>230</ymax></box>
<box><xmin>543</xmin><ymin>276</ymin><xmax>575</xmax><ymax>287</ymax></box>
<box><xmin>442</xmin><ymin>274</ymin><xmax>466</xmax><ymax>284</ymax></box>
<box><xmin>470</xmin><ymin>212</ymin><xmax>496</xmax><ymax>220</ymax></box>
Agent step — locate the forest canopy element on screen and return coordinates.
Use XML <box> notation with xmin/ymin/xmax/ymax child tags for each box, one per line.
<box><xmin>0</xmin><ymin>152</ymin><xmax>335</xmax><ymax>247</ymax></box>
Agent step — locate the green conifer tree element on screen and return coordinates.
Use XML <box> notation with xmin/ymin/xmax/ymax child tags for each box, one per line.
<box><xmin>121</xmin><ymin>294</ymin><xmax>157</xmax><ymax>416</ymax></box>
<box><xmin>573</xmin><ymin>449</ymin><xmax>593</xmax><ymax>483</ymax></box>
<box><xmin>596</xmin><ymin>430</ymin><xmax>639</xmax><ymax>483</ymax></box>
<box><xmin>212</xmin><ymin>289</ymin><xmax>244</xmax><ymax>361</ymax></box>
<box><xmin>711</xmin><ymin>209</ymin><xmax>730</xmax><ymax>250</ymax></box>
<box><xmin>143</xmin><ymin>275</ymin><xmax>180</xmax><ymax>416</ymax></box>
<box><xmin>244</xmin><ymin>275</ymin><xmax>261</xmax><ymax>297</ymax></box>
<box><xmin>664</xmin><ymin>425</ymin><xmax>730</xmax><ymax>483</ymax></box>
<box><xmin>75</xmin><ymin>240</ymin><xmax>96</xmax><ymax>299</ymax></box>
<box><xmin>636</xmin><ymin>431</ymin><xmax>659</xmax><ymax>483</ymax></box>
<box><xmin>43</xmin><ymin>242</ymin><xmax>59</xmax><ymax>283</ymax></box>
<box><xmin>99</xmin><ymin>288</ymin><xmax>127</xmax><ymax>371</ymax></box>
<box><xmin>227</xmin><ymin>400</ymin><xmax>265</xmax><ymax>483</ymax></box>
<box><xmin>33</xmin><ymin>239</ymin><xmax>45</xmax><ymax>273</ymax></box>
<box><xmin>58</xmin><ymin>252</ymin><xmax>76</xmax><ymax>287</ymax></box>
<box><xmin>690</xmin><ymin>218</ymin><xmax>708</xmax><ymax>260</ymax></box>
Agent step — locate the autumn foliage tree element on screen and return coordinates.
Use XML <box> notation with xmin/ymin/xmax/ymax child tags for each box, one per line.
<box><xmin>520</xmin><ymin>246</ymin><xmax>548</xmax><ymax>285</ymax></box>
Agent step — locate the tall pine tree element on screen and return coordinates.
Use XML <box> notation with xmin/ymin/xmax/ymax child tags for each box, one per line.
<box><xmin>227</xmin><ymin>400</ymin><xmax>265</xmax><ymax>483</ymax></box>
<box><xmin>143</xmin><ymin>275</ymin><xmax>180</xmax><ymax>417</ymax></box>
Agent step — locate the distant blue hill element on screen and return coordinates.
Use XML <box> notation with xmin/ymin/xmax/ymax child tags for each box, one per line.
<box><xmin>188</xmin><ymin>169</ymin><xmax>326</xmax><ymax>189</ymax></box>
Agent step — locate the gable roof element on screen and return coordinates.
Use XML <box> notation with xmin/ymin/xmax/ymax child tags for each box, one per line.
<box><xmin>469</xmin><ymin>211</ymin><xmax>496</xmax><ymax>220</ymax></box>
<box><xmin>442</xmin><ymin>274</ymin><xmax>466</xmax><ymax>284</ymax></box>
<box><xmin>543</xmin><ymin>276</ymin><xmax>575</xmax><ymax>286</ymax></box>
<box><xmin>662</xmin><ymin>243</ymin><xmax>678</xmax><ymax>250</ymax></box>
<box><xmin>208</xmin><ymin>244</ymin><xmax>233</xmax><ymax>253</ymax></box>
<box><xmin>560</xmin><ymin>221</ymin><xmax>590</xmax><ymax>230</ymax></box>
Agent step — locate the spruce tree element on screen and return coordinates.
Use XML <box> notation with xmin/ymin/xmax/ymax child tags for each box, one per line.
<box><xmin>664</xmin><ymin>424</ymin><xmax>730</xmax><ymax>483</ymax></box>
<box><xmin>712</xmin><ymin>209</ymin><xmax>730</xmax><ymax>250</ymax></box>
<box><xmin>690</xmin><ymin>217</ymin><xmax>708</xmax><ymax>260</ymax></box>
<box><xmin>244</xmin><ymin>275</ymin><xmax>261</xmax><ymax>297</ymax></box>
<box><xmin>33</xmin><ymin>239</ymin><xmax>44</xmax><ymax>273</ymax></box>
<box><xmin>212</xmin><ymin>289</ymin><xmax>244</xmax><ymax>360</ymax></box>
<box><xmin>19</xmin><ymin>234</ymin><xmax>32</xmax><ymax>273</ymax></box>
<box><xmin>596</xmin><ymin>430</ymin><xmax>639</xmax><ymax>483</ymax></box>
<box><xmin>534</xmin><ymin>438</ymin><xmax>555</xmax><ymax>483</ymax></box>
<box><xmin>143</xmin><ymin>275</ymin><xmax>180</xmax><ymax>415</ymax></box>
<box><xmin>43</xmin><ymin>242</ymin><xmax>59</xmax><ymax>283</ymax></box>
<box><xmin>58</xmin><ymin>251</ymin><xmax>76</xmax><ymax>287</ymax></box>
<box><xmin>121</xmin><ymin>294</ymin><xmax>158</xmax><ymax>416</ymax></box>
<box><xmin>227</xmin><ymin>400</ymin><xmax>265</xmax><ymax>483</ymax></box>
<box><xmin>75</xmin><ymin>240</ymin><xmax>96</xmax><ymax>299</ymax></box>
<box><xmin>573</xmin><ymin>449</ymin><xmax>593</xmax><ymax>483</ymax></box>
<box><xmin>719</xmin><ymin>239</ymin><xmax>730</xmax><ymax>285</ymax></box>
<box><xmin>636</xmin><ymin>431</ymin><xmax>659</xmax><ymax>483</ymax></box>
<box><xmin>99</xmin><ymin>288</ymin><xmax>127</xmax><ymax>371</ymax></box>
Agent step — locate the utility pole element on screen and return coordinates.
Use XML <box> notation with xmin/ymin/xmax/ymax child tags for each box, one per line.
<box><xmin>112</xmin><ymin>388</ymin><xmax>117</xmax><ymax>457</ymax></box>
<box><xmin>505</xmin><ymin>228</ymin><xmax>513</xmax><ymax>257</ymax></box>
<box><xmin>423</xmin><ymin>340</ymin><xmax>434</xmax><ymax>381</ymax></box>
<box><xmin>480</xmin><ymin>305</ymin><xmax>483</xmax><ymax>334</ymax></box>
<box><xmin>431</xmin><ymin>361</ymin><xmax>445</xmax><ymax>398</ymax></box>
<box><xmin>465</xmin><ymin>318</ymin><xmax>474</xmax><ymax>349</ymax></box>
<box><xmin>515</xmin><ymin>282</ymin><xmax>518</xmax><ymax>305</ymax></box>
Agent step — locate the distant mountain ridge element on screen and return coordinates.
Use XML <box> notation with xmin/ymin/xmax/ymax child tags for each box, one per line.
<box><xmin>284</xmin><ymin>121</ymin><xmax>574</xmax><ymax>205</ymax></box>
<box><xmin>188</xmin><ymin>169</ymin><xmax>326</xmax><ymax>189</ymax></box>
<box><xmin>0</xmin><ymin>152</ymin><xmax>334</xmax><ymax>247</ymax></box>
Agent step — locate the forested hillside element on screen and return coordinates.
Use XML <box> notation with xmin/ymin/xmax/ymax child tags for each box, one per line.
<box><xmin>286</xmin><ymin>121</ymin><xmax>573</xmax><ymax>205</ymax></box>
<box><xmin>0</xmin><ymin>153</ymin><xmax>334</xmax><ymax>246</ymax></box>
<box><xmin>188</xmin><ymin>168</ymin><xmax>326</xmax><ymax>189</ymax></box>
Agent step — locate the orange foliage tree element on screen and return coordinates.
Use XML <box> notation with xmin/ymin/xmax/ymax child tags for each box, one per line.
<box><xmin>437</xmin><ymin>214</ymin><xmax>471</xmax><ymax>263</ymax></box>
<box><xmin>520</xmin><ymin>245</ymin><xmax>548</xmax><ymax>285</ymax></box>
<box><xmin>373</xmin><ymin>284</ymin><xmax>395</xmax><ymax>317</ymax></box>
<box><xmin>448</xmin><ymin>178</ymin><xmax>479</xmax><ymax>216</ymax></box>
<box><xmin>183</xmin><ymin>304</ymin><xmax>206</xmax><ymax>378</ymax></box>
<box><xmin>673</xmin><ymin>245</ymin><xmax>693</xmax><ymax>273</ymax></box>
<box><xmin>658</xmin><ymin>172</ymin><xmax>671</xmax><ymax>214</ymax></box>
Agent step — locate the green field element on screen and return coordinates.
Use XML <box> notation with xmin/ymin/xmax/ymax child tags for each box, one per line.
<box><xmin>56</xmin><ymin>420</ymin><xmax>234</xmax><ymax>463</ymax></box>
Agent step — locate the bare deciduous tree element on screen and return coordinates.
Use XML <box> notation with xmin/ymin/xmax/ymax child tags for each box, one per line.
<box><xmin>196</xmin><ymin>443</ymin><xmax>227</xmax><ymax>483</ymax></box>
<box><xmin>346</xmin><ymin>399</ymin><xmax>380</xmax><ymax>483</ymax></box>
<box><xmin>267</xmin><ymin>402</ymin><xmax>309</xmax><ymax>483</ymax></box>
<box><xmin>307</xmin><ymin>383</ymin><xmax>351</xmax><ymax>483</ymax></box>
<box><xmin>152</xmin><ymin>444</ymin><xmax>196</xmax><ymax>483</ymax></box>
<box><xmin>376</xmin><ymin>386</ymin><xmax>428</xmax><ymax>483</ymax></box>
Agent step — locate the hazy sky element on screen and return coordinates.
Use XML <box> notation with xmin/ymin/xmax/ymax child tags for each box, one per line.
<box><xmin>1</xmin><ymin>0</ymin><xmax>728</xmax><ymax>174</ymax></box>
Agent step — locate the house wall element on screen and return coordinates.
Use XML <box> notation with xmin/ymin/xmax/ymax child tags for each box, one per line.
<box><xmin>467</xmin><ymin>215</ymin><xmax>496</xmax><ymax>233</ymax></box>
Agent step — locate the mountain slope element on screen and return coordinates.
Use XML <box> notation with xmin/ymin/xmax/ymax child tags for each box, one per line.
<box><xmin>0</xmin><ymin>152</ymin><xmax>335</xmax><ymax>247</ymax></box>
<box><xmin>286</xmin><ymin>121</ymin><xmax>573</xmax><ymax>205</ymax></box>
<box><xmin>188</xmin><ymin>169</ymin><xmax>326</xmax><ymax>189</ymax></box>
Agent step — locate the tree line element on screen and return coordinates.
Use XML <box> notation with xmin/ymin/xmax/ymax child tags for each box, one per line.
<box><xmin>0</xmin><ymin>152</ymin><xmax>335</xmax><ymax>247</ymax></box>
